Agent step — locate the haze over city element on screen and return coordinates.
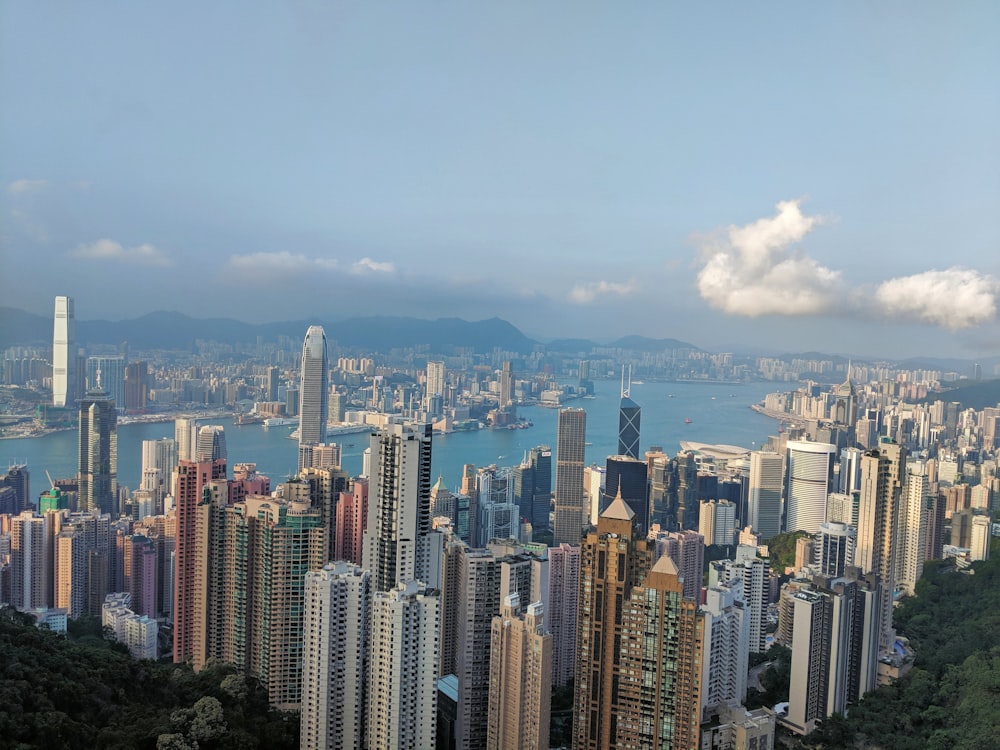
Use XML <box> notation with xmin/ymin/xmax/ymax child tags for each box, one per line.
<box><xmin>2</xmin><ymin>3</ymin><xmax>999</xmax><ymax>359</ymax></box>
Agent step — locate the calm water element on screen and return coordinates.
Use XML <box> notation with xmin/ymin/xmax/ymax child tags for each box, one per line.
<box><xmin>1</xmin><ymin>380</ymin><xmax>779</xmax><ymax>492</ymax></box>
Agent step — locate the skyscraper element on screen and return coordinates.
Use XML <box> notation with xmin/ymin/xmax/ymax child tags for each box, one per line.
<box><xmin>547</xmin><ymin>543</ymin><xmax>580</xmax><ymax>689</ymax></box>
<box><xmin>573</xmin><ymin>495</ymin><xmax>654</xmax><ymax>749</ymax></box>
<box><xmin>195</xmin><ymin>424</ymin><xmax>227</xmax><ymax>463</ymax></box>
<box><xmin>299</xmin><ymin>326</ymin><xmax>329</xmax><ymax>469</ymax></box>
<box><xmin>784</xmin><ymin>441</ymin><xmax>836</xmax><ymax>534</ymax></box>
<box><xmin>553</xmin><ymin>408</ymin><xmax>586</xmax><ymax>545</ymax></box>
<box><xmin>86</xmin><ymin>355</ymin><xmax>127</xmax><ymax>413</ymax></box>
<box><xmin>748</xmin><ymin>450</ymin><xmax>783</xmax><ymax>539</ymax></box>
<box><xmin>895</xmin><ymin>464</ymin><xmax>929</xmax><ymax>596</ymax></box>
<box><xmin>300</xmin><ymin>562</ymin><xmax>371</xmax><ymax>750</ymax></box>
<box><xmin>528</xmin><ymin>445</ymin><xmax>552</xmax><ymax>532</ymax></box>
<box><xmin>603</xmin><ymin>455</ymin><xmax>649</xmax><ymax>533</ymax></box>
<box><xmin>52</xmin><ymin>295</ymin><xmax>76</xmax><ymax>407</ymax></box>
<box><xmin>856</xmin><ymin>440</ymin><xmax>906</xmax><ymax>651</ymax></box>
<box><xmin>78</xmin><ymin>388</ymin><xmax>118</xmax><ymax>514</ymax></box>
<box><xmin>172</xmin><ymin>458</ymin><xmax>227</xmax><ymax>664</ymax></box>
<box><xmin>617</xmin><ymin>365</ymin><xmax>640</xmax><ymax>459</ymax></box>
<box><xmin>425</xmin><ymin>360</ymin><xmax>446</xmax><ymax>413</ymax></box>
<box><xmin>367</xmin><ymin>580</ymin><xmax>440</xmax><ymax>750</ymax></box>
<box><xmin>487</xmin><ymin>594</ymin><xmax>552</xmax><ymax>750</ymax></box>
<box><xmin>363</xmin><ymin>422</ymin><xmax>435</xmax><ymax>592</ymax></box>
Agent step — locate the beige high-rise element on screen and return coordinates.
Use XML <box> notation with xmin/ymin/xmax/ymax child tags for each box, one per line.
<box><xmin>487</xmin><ymin>593</ymin><xmax>552</xmax><ymax>750</ymax></box>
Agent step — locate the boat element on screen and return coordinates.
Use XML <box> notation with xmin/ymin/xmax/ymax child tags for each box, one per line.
<box><xmin>263</xmin><ymin>417</ymin><xmax>298</xmax><ymax>428</ymax></box>
<box><xmin>685</xmin><ymin>417</ymin><xmax>692</xmax><ymax>424</ymax></box>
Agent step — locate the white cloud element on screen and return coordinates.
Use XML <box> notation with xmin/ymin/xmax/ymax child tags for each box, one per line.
<box><xmin>72</xmin><ymin>238</ymin><xmax>172</xmax><ymax>266</ymax></box>
<box><xmin>569</xmin><ymin>279</ymin><xmax>636</xmax><ymax>304</ymax></box>
<box><xmin>696</xmin><ymin>199</ymin><xmax>842</xmax><ymax>316</ymax></box>
<box><xmin>695</xmin><ymin>200</ymin><xmax>999</xmax><ymax>330</ymax></box>
<box><xmin>226</xmin><ymin>251</ymin><xmax>339</xmax><ymax>274</ymax></box>
<box><xmin>351</xmin><ymin>257</ymin><xmax>395</xmax><ymax>274</ymax></box>
<box><xmin>875</xmin><ymin>268</ymin><xmax>999</xmax><ymax>330</ymax></box>
<box><xmin>7</xmin><ymin>179</ymin><xmax>48</xmax><ymax>194</ymax></box>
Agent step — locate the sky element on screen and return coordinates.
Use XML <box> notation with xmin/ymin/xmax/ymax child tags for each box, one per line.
<box><xmin>2</xmin><ymin>2</ymin><xmax>999</xmax><ymax>360</ymax></box>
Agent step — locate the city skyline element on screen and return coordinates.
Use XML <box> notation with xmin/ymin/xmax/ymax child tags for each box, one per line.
<box><xmin>2</xmin><ymin>4</ymin><xmax>999</xmax><ymax>360</ymax></box>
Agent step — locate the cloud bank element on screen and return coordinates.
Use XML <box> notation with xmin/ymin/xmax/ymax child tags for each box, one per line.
<box><xmin>569</xmin><ymin>279</ymin><xmax>636</xmax><ymax>304</ymax></box>
<box><xmin>695</xmin><ymin>200</ymin><xmax>998</xmax><ymax>330</ymax></box>
<box><xmin>72</xmin><ymin>238</ymin><xmax>172</xmax><ymax>266</ymax></box>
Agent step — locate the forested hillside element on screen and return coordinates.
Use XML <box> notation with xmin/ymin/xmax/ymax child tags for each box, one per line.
<box><xmin>0</xmin><ymin>611</ymin><xmax>298</xmax><ymax>750</ymax></box>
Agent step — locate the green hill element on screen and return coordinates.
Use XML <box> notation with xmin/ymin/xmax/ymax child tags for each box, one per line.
<box><xmin>0</xmin><ymin>611</ymin><xmax>297</xmax><ymax>750</ymax></box>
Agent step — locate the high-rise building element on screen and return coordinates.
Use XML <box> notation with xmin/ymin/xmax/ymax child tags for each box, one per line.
<box><xmin>334</xmin><ymin>478</ymin><xmax>369</xmax><ymax>566</ymax></box>
<box><xmin>896</xmin><ymin>465</ymin><xmax>929</xmax><ymax>596</ymax></box>
<box><xmin>86</xmin><ymin>356</ymin><xmax>127</xmax><ymax>413</ymax></box>
<box><xmin>363</xmin><ymin>422</ymin><xmax>436</xmax><ymax>593</ymax></box>
<box><xmin>856</xmin><ymin>440</ymin><xmax>906</xmax><ymax>651</ymax></box>
<box><xmin>650</xmin><ymin>527</ymin><xmax>704</xmax><ymax>602</ymax></box>
<box><xmin>195</xmin><ymin>425</ymin><xmax>227</xmax><ymax>463</ymax></box>
<box><xmin>748</xmin><ymin>451</ymin><xmax>783</xmax><ymax>539</ymax></box>
<box><xmin>52</xmin><ymin>295</ymin><xmax>76</xmax><ymax>407</ymax></box>
<box><xmin>475</xmin><ymin>466</ymin><xmax>518</xmax><ymax>546</ymax></box>
<box><xmin>140</xmin><ymin>438</ymin><xmax>176</xmax><ymax>513</ymax></box>
<box><xmin>486</xmin><ymin>594</ymin><xmax>552</xmax><ymax>750</ymax></box>
<box><xmin>617</xmin><ymin>365</ymin><xmax>641</xmax><ymax>459</ymax></box>
<box><xmin>367</xmin><ymin>580</ymin><xmax>440</xmax><ymax>750</ymax></box>
<box><xmin>498</xmin><ymin>361</ymin><xmax>514</xmax><ymax>411</ymax></box>
<box><xmin>784</xmin><ymin>441</ymin><xmax>836</xmax><ymax>534</ymax></box>
<box><xmin>299</xmin><ymin>326</ymin><xmax>329</xmax><ymax>469</ymax></box>
<box><xmin>10</xmin><ymin>510</ymin><xmax>51</xmax><ymax>611</ymax></box>
<box><xmin>817</xmin><ymin>521</ymin><xmax>855</xmax><ymax>577</ymax></box>
<box><xmin>573</xmin><ymin>495</ymin><xmax>654</xmax><ymax>750</ymax></box>
<box><xmin>709</xmin><ymin>545</ymin><xmax>771</xmax><ymax>653</ymax></box>
<box><xmin>174</xmin><ymin>418</ymin><xmax>198</xmax><ymax>462</ymax></box>
<box><xmin>785</xmin><ymin>571</ymin><xmax>881</xmax><ymax>735</ymax></box>
<box><xmin>547</xmin><ymin>543</ymin><xmax>579</xmax><ymax>689</ymax></box>
<box><xmin>699</xmin><ymin>578</ymin><xmax>750</xmax><ymax>720</ymax></box>
<box><xmin>124</xmin><ymin>361</ymin><xmax>149</xmax><ymax>412</ymax></box>
<box><xmin>528</xmin><ymin>446</ymin><xmax>552</xmax><ymax>532</ymax></box>
<box><xmin>78</xmin><ymin>389</ymin><xmax>118</xmax><ymax>514</ymax></box>
<box><xmin>604</xmin><ymin>455</ymin><xmax>648</xmax><ymax>533</ymax></box>
<box><xmin>699</xmin><ymin>499</ymin><xmax>737</xmax><ymax>547</ymax></box>
<box><xmin>553</xmin><ymin>408</ymin><xmax>586</xmax><ymax>546</ymax></box>
<box><xmin>617</xmin><ymin>555</ymin><xmax>704</xmax><ymax>750</ymax></box>
<box><xmin>426</xmin><ymin>360</ymin><xmax>446</xmax><ymax>413</ymax></box>
<box><xmin>300</xmin><ymin>561</ymin><xmax>370</xmax><ymax>750</ymax></box>
<box><xmin>172</xmin><ymin>458</ymin><xmax>227</xmax><ymax>663</ymax></box>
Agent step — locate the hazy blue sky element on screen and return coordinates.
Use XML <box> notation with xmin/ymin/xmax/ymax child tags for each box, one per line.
<box><xmin>2</xmin><ymin>2</ymin><xmax>999</xmax><ymax>359</ymax></box>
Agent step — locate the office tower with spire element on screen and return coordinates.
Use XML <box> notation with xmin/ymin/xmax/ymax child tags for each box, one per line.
<box><xmin>553</xmin><ymin>408</ymin><xmax>587</xmax><ymax>545</ymax></box>
<box><xmin>300</xmin><ymin>562</ymin><xmax>371</xmax><ymax>750</ymax></box>
<box><xmin>573</xmin><ymin>495</ymin><xmax>654</xmax><ymax>749</ymax></box>
<box><xmin>367</xmin><ymin>580</ymin><xmax>440</xmax><ymax>750</ymax></box>
<box><xmin>363</xmin><ymin>422</ymin><xmax>435</xmax><ymax>592</ymax></box>
<box><xmin>86</xmin><ymin>355</ymin><xmax>126</xmax><ymax>413</ymax></box>
<box><xmin>78</xmin><ymin>388</ymin><xmax>118</xmax><ymax>514</ymax></box>
<box><xmin>856</xmin><ymin>440</ymin><xmax>907</xmax><ymax>651</ymax></box>
<box><xmin>748</xmin><ymin>450</ymin><xmax>783</xmax><ymax>539</ymax></box>
<box><xmin>487</xmin><ymin>594</ymin><xmax>552</xmax><ymax>750</ymax></box>
<box><xmin>52</xmin><ymin>295</ymin><xmax>76</xmax><ymax>407</ymax></box>
<box><xmin>299</xmin><ymin>326</ymin><xmax>329</xmax><ymax>470</ymax></box>
<box><xmin>784</xmin><ymin>441</ymin><xmax>836</xmax><ymax>534</ymax></box>
<box><xmin>617</xmin><ymin>365</ymin><xmax>640</xmax><ymax>459</ymax></box>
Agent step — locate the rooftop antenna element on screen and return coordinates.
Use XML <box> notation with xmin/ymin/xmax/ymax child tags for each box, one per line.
<box><xmin>621</xmin><ymin>364</ymin><xmax>631</xmax><ymax>399</ymax></box>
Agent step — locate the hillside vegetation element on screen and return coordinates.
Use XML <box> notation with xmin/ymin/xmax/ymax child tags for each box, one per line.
<box><xmin>0</xmin><ymin>610</ymin><xmax>298</xmax><ymax>750</ymax></box>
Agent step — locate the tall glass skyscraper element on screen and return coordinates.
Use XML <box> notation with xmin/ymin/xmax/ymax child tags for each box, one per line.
<box><xmin>553</xmin><ymin>408</ymin><xmax>587</xmax><ymax>545</ymax></box>
<box><xmin>78</xmin><ymin>388</ymin><xmax>118</xmax><ymax>514</ymax></box>
<box><xmin>298</xmin><ymin>325</ymin><xmax>329</xmax><ymax>467</ymax></box>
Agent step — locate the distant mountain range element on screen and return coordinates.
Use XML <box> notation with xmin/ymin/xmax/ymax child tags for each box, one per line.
<box><xmin>0</xmin><ymin>307</ymin><xmax>701</xmax><ymax>355</ymax></box>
